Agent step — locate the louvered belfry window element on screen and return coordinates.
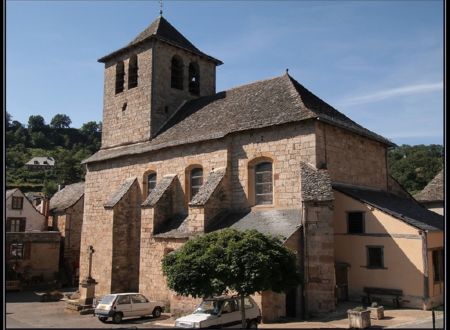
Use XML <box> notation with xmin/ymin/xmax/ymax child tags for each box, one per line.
<box><xmin>128</xmin><ymin>55</ymin><xmax>138</xmax><ymax>89</ymax></box>
<box><xmin>188</xmin><ymin>62</ymin><xmax>200</xmax><ymax>95</ymax></box>
<box><xmin>255</xmin><ymin>162</ymin><xmax>273</xmax><ymax>205</ymax></box>
<box><xmin>115</xmin><ymin>61</ymin><xmax>125</xmax><ymax>94</ymax></box>
<box><xmin>171</xmin><ymin>56</ymin><xmax>184</xmax><ymax>90</ymax></box>
<box><xmin>190</xmin><ymin>168</ymin><xmax>203</xmax><ymax>200</ymax></box>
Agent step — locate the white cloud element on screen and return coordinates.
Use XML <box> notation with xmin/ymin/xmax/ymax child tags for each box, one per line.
<box><xmin>339</xmin><ymin>82</ymin><xmax>443</xmax><ymax>107</ymax></box>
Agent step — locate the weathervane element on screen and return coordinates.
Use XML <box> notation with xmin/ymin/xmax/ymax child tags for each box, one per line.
<box><xmin>159</xmin><ymin>0</ymin><xmax>163</xmax><ymax>16</ymax></box>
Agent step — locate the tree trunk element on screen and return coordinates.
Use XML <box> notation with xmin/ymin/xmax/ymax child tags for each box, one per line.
<box><xmin>240</xmin><ymin>295</ymin><xmax>246</xmax><ymax>329</ymax></box>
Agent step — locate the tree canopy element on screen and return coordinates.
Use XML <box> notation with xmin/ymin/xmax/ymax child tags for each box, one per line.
<box><xmin>388</xmin><ymin>144</ymin><xmax>443</xmax><ymax>194</ymax></box>
<box><xmin>50</xmin><ymin>114</ymin><xmax>72</xmax><ymax>128</ymax></box>
<box><xmin>162</xmin><ymin>229</ymin><xmax>301</xmax><ymax>327</ymax></box>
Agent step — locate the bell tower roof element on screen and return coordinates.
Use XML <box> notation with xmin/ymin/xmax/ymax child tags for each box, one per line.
<box><xmin>98</xmin><ymin>16</ymin><xmax>222</xmax><ymax>65</ymax></box>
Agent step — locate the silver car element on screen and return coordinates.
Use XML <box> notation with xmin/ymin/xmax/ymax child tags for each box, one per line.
<box><xmin>94</xmin><ymin>292</ymin><xmax>164</xmax><ymax>323</ymax></box>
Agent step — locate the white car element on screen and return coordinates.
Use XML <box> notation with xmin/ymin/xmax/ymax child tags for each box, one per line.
<box><xmin>94</xmin><ymin>292</ymin><xmax>164</xmax><ymax>323</ymax></box>
<box><xmin>175</xmin><ymin>295</ymin><xmax>261</xmax><ymax>328</ymax></box>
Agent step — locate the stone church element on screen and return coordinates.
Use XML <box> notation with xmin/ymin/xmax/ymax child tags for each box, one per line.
<box><xmin>80</xmin><ymin>15</ymin><xmax>443</xmax><ymax>321</ymax></box>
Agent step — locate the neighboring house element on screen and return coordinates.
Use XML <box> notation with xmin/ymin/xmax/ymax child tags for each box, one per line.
<box><xmin>333</xmin><ymin>183</ymin><xmax>444</xmax><ymax>309</ymax></box>
<box><xmin>414</xmin><ymin>170</ymin><xmax>444</xmax><ymax>215</ymax></box>
<box><xmin>78</xmin><ymin>15</ymin><xmax>443</xmax><ymax>321</ymax></box>
<box><xmin>6</xmin><ymin>189</ymin><xmax>46</xmax><ymax>232</ymax></box>
<box><xmin>49</xmin><ymin>182</ymin><xmax>85</xmax><ymax>282</ymax></box>
<box><xmin>6</xmin><ymin>188</ymin><xmax>60</xmax><ymax>281</ymax></box>
<box><xmin>25</xmin><ymin>156</ymin><xmax>55</xmax><ymax>170</ymax></box>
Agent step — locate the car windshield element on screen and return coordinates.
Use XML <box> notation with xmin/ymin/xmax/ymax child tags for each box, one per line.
<box><xmin>99</xmin><ymin>295</ymin><xmax>116</xmax><ymax>305</ymax></box>
<box><xmin>194</xmin><ymin>300</ymin><xmax>224</xmax><ymax>315</ymax></box>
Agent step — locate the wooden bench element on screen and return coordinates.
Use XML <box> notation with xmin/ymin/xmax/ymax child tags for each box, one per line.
<box><xmin>363</xmin><ymin>287</ymin><xmax>403</xmax><ymax>308</ymax></box>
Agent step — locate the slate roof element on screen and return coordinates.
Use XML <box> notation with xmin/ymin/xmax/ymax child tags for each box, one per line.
<box><xmin>154</xmin><ymin>209</ymin><xmax>302</xmax><ymax>241</ymax></box>
<box><xmin>142</xmin><ymin>174</ymin><xmax>176</xmax><ymax>207</ymax></box>
<box><xmin>26</xmin><ymin>157</ymin><xmax>55</xmax><ymax>166</ymax></box>
<box><xmin>49</xmin><ymin>182</ymin><xmax>85</xmax><ymax>214</ymax></box>
<box><xmin>83</xmin><ymin>74</ymin><xmax>393</xmax><ymax>165</ymax></box>
<box><xmin>333</xmin><ymin>183</ymin><xmax>443</xmax><ymax>231</ymax></box>
<box><xmin>104</xmin><ymin>177</ymin><xmax>137</xmax><ymax>209</ymax></box>
<box><xmin>190</xmin><ymin>167</ymin><xmax>226</xmax><ymax>206</ymax></box>
<box><xmin>300</xmin><ymin>162</ymin><xmax>333</xmax><ymax>202</ymax></box>
<box><xmin>414</xmin><ymin>170</ymin><xmax>444</xmax><ymax>202</ymax></box>
<box><xmin>98</xmin><ymin>16</ymin><xmax>222</xmax><ymax>64</ymax></box>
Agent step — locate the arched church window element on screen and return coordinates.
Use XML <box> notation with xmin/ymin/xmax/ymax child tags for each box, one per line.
<box><xmin>190</xmin><ymin>167</ymin><xmax>203</xmax><ymax>200</ymax></box>
<box><xmin>128</xmin><ymin>55</ymin><xmax>138</xmax><ymax>89</ymax></box>
<box><xmin>147</xmin><ymin>172</ymin><xmax>157</xmax><ymax>195</ymax></box>
<box><xmin>115</xmin><ymin>61</ymin><xmax>125</xmax><ymax>94</ymax></box>
<box><xmin>171</xmin><ymin>56</ymin><xmax>184</xmax><ymax>90</ymax></box>
<box><xmin>188</xmin><ymin>62</ymin><xmax>200</xmax><ymax>95</ymax></box>
<box><xmin>255</xmin><ymin>162</ymin><xmax>273</xmax><ymax>205</ymax></box>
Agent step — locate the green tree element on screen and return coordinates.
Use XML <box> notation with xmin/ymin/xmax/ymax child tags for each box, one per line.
<box><xmin>27</xmin><ymin>115</ymin><xmax>46</xmax><ymax>132</ymax></box>
<box><xmin>162</xmin><ymin>229</ymin><xmax>301</xmax><ymax>328</ymax></box>
<box><xmin>50</xmin><ymin>114</ymin><xmax>72</xmax><ymax>129</ymax></box>
<box><xmin>388</xmin><ymin>144</ymin><xmax>443</xmax><ymax>194</ymax></box>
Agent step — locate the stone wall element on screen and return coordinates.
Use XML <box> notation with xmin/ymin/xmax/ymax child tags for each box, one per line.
<box><xmin>6</xmin><ymin>232</ymin><xmax>60</xmax><ymax>280</ymax></box>
<box><xmin>151</xmin><ymin>41</ymin><xmax>217</xmax><ymax>138</ymax></box>
<box><xmin>315</xmin><ymin>121</ymin><xmax>388</xmax><ymax>189</ymax></box>
<box><xmin>110</xmin><ymin>179</ymin><xmax>141</xmax><ymax>293</ymax></box>
<box><xmin>302</xmin><ymin>201</ymin><xmax>335</xmax><ymax>316</ymax></box>
<box><xmin>52</xmin><ymin>196</ymin><xmax>84</xmax><ymax>270</ymax></box>
<box><xmin>101</xmin><ymin>42</ymin><xmax>154</xmax><ymax>148</ymax></box>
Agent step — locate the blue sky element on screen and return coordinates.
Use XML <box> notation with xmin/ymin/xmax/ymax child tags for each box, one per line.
<box><xmin>6</xmin><ymin>0</ymin><xmax>443</xmax><ymax>145</ymax></box>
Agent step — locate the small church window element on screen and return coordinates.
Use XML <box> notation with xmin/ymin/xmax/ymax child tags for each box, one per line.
<box><xmin>190</xmin><ymin>167</ymin><xmax>203</xmax><ymax>200</ymax></box>
<box><xmin>255</xmin><ymin>162</ymin><xmax>273</xmax><ymax>205</ymax></box>
<box><xmin>188</xmin><ymin>62</ymin><xmax>200</xmax><ymax>95</ymax></box>
<box><xmin>115</xmin><ymin>61</ymin><xmax>125</xmax><ymax>94</ymax></box>
<box><xmin>171</xmin><ymin>56</ymin><xmax>184</xmax><ymax>90</ymax></box>
<box><xmin>128</xmin><ymin>55</ymin><xmax>138</xmax><ymax>89</ymax></box>
<box><xmin>147</xmin><ymin>172</ymin><xmax>157</xmax><ymax>195</ymax></box>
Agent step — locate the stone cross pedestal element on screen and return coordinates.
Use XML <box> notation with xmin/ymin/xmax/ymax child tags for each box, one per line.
<box><xmin>78</xmin><ymin>245</ymin><xmax>97</xmax><ymax>306</ymax></box>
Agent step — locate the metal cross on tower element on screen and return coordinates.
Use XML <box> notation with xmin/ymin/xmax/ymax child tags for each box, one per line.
<box><xmin>159</xmin><ymin>0</ymin><xmax>163</xmax><ymax>16</ymax></box>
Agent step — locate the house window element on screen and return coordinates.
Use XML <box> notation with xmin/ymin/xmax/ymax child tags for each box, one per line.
<box><xmin>171</xmin><ymin>56</ymin><xmax>184</xmax><ymax>90</ymax></box>
<box><xmin>188</xmin><ymin>62</ymin><xmax>200</xmax><ymax>95</ymax></box>
<box><xmin>128</xmin><ymin>55</ymin><xmax>138</xmax><ymax>89</ymax></box>
<box><xmin>348</xmin><ymin>212</ymin><xmax>364</xmax><ymax>234</ymax></box>
<box><xmin>367</xmin><ymin>246</ymin><xmax>384</xmax><ymax>269</ymax></box>
<box><xmin>255</xmin><ymin>162</ymin><xmax>273</xmax><ymax>205</ymax></box>
<box><xmin>147</xmin><ymin>172</ymin><xmax>157</xmax><ymax>195</ymax></box>
<box><xmin>10</xmin><ymin>243</ymin><xmax>24</xmax><ymax>260</ymax></box>
<box><xmin>7</xmin><ymin>218</ymin><xmax>25</xmax><ymax>232</ymax></box>
<box><xmin>190</xmin><ymin>167</ymin><xmax>203</xmax><ymax>200</ymax></box>
<box><xmin>12</xmin><ymin>196</ymin><xmax>24</xmax><ymax>210</ymax></box>
<box><xmin>115</xmin><ymin>61</ymin><xmax>125</xmax><ymax>94</ymax></box>
<box><xmin>432</xmin><ymin>249</ymin><xmax>444</xmax><ymax>282</ymax></box>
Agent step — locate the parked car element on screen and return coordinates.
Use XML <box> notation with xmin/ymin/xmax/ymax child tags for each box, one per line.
<box><xmin>175</xmin><ymin>295</ymin><xmax>261</xmax><ymax>328</ymax></box>
<box><xmin>94</xmin><ymin>292</ymin><xmax>164</xmax><ymax>323</ymax></box>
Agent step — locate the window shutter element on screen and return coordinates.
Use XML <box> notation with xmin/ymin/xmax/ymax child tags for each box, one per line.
<box><xmin>6</xmin><ymin>218</ymin><xmax>12</xmax><ymax>232</ymax></box>
<box><xmin>6</xmin><ymin>243</ymin><xmax>11</xmax><ymax>260</ymax></box>
<box><xmin>19</xmin><ymin>219</ymin><xmax>26</xmax><ymax>232</ymax></box>
<box><xmin>24</xmin><ymin>242</ymin><xmax>31</xmax><ymax>259</ymax></box>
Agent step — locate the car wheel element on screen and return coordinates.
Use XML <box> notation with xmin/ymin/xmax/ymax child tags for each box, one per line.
<box><xmin>247</xmin><ymin>320</ymin><xmax>258</xmax><ymax>328</ymax></box>
<box><xmin>98</xmin><ymin>317</ymin><xmax>107</xmax><ymax>323</ymax></box>
<box><xmin>152</xmin><ymin>307</ymin><xmax>162</xmax><ymax>318</ymax></box>
<box><xmin>112</xmin><ymin>312</ymin><xmax>123</xmax><ymax>324</ymax></box>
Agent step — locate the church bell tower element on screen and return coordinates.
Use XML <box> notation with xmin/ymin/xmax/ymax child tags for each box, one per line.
<box><xmin>98</xmin><ymin>15</ymin><xmax>222</xmax><ymax>149</ymax></box>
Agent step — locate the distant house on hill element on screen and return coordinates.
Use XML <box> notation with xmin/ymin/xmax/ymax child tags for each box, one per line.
<box><xmin>414</xmin><ymin>170</ymin><xmax>444</xmax><ymax>215</ymax></box>
<box><xmin>49</xmin><ymin>182</ymin><xmax>85</xmax><ymax>284</ymax></box>
<box><xmin>25</xmin><ymin>156</ymin><xmax>55</xmax><ymax>170</ymax></box>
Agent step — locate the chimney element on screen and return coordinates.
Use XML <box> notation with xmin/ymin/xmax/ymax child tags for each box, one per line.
<box><xmin>58</xmin><ymin>184</ymin><xmax>61</xmax><ymax>191</ymax></box>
